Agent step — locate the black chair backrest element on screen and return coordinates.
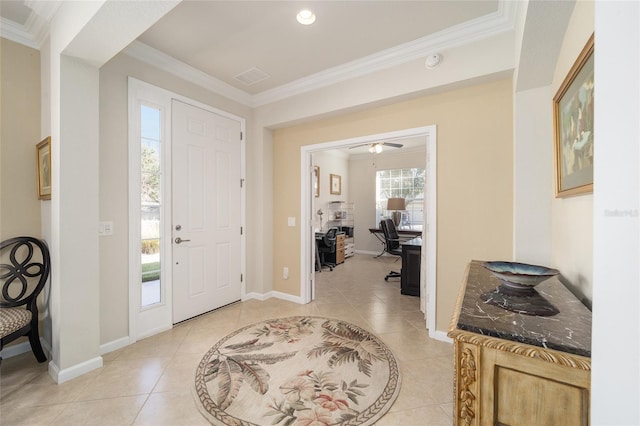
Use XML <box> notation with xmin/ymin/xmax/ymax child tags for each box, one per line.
<box><xmin>322</xmin><ymin>227</ymin><xmax>338</xmax><ymax>247</ymax></box>
<box><xmin>380</xmin><ymin>219</ymin><xmax>400</xmax><ymax>250</ymax></box>
<box><xmin>1</xmin><ymin>237</ymin><xmax>50</xmax><ymax>311</ymax></box>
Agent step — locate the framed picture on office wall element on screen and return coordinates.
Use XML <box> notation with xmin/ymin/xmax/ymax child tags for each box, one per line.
<box><xmin>553</xmin><ymin>33</ymin><xmax>594</xmax><ymax>198</ymax></box>
<box><xmin>330</xmin><ymin>173</ymin><xmax>341</xmax><ymax>195</ymax></box>
<box><xmin>313</xmin><ymin>166</ymin><xmax>320</xmax><ymax>197</ymax></box>
<box><xmin>36</xmin><ymin>137</ymin><xmax>51</xmax><ymax>200</ymax></box>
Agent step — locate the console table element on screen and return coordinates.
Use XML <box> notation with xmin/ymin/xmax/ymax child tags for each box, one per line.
<box><xmin>448</xmin><ymin>260</ymin><xmax>592</xmax><ymax>426</ymax></box>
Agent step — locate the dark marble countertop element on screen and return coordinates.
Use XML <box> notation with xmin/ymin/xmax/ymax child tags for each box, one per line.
<box><xmin>455</xmin><ymin>260</ymin><xmax>592</xmax><ymax>358</ymax></box>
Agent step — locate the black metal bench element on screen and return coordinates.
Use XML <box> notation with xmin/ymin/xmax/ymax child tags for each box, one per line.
<box><xmin>0</xmin><ymin>236</ymin><xmax>50</xmax><ymax>362</ymax></box>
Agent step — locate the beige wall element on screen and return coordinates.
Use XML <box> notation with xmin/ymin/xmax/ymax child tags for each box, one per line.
<box><xmin>0</xmin><ymin>38</ymin><xmax>41</xmax><ymax>239</ymax></box>
<box><xmin>349</xmin><ymin>148</ymin><xmax>426</xmax><ymax>253</ymax></box>
<box><xmin>313</xmin><ymin>150</ymin><xmax>350</xmax><ymax>231</ymax></box>
<box><xmin>550</xmin><ymin>1</ymin><xmax>594</xmax><ymax>306</ymax></box>
<box><xmin>98</xmin><ymin>53</ymin><xmax>253</xmax><ymax>345</ymax></box>
<box><xmin>273</xmin><ymin>78</ymin><xmax>513</xmax><ymax>331</ymax></box>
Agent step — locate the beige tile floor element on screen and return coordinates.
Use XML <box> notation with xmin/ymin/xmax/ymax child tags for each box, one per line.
<box><xmin>0</xmin><ymin>254</ymin><xmax>454</xmax><ymax>425</ymax></box>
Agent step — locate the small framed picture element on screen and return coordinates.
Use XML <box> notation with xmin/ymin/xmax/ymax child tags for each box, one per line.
<box><xmin>553</xmin><ymin>34</ymin><xmax>594</xmax><ymax>197</ymax></box>
<box><xmin>330</xmin><ymin>173</ymin><xmax>341</xmax><ymax>195</ymax></box>
<box><xmin>313</xmin><ymin>166</ymin><xmax>320</xmax><ymax>197</ymax></box>
<box><xmin>36</xmin><ymin>137</ymin><xmax>51</xmax><ymax>200</ymax></box>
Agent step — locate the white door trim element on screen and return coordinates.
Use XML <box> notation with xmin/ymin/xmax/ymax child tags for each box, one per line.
<box><xmin>299</xmin><ymin>126</ymin><xmax>438</xmax><ymax>337</ymax></box>
<box><xmin>127</xmin><ymin>77</ymin><xmax>246</xmax><ymax>341</ymax></box>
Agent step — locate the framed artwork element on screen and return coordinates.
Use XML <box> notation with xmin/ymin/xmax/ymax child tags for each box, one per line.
<box><xmin>36</xmin><ymin>137</ymin><xmax>51</xmax><ymax>200</ymax></box>
<box><xmin>313</xmin><ymin>166</ymin><xmax>320</xmax><ymax>197</ymax></box>
<box><xmin>330</xmin><ymin>174</ymin><xmax>341</xmax><ymax>195</ymax></box>
<box><xmin>553</xmin><ymin>33</ymin><xmax>594</xmax><ymax>197</ymax></box>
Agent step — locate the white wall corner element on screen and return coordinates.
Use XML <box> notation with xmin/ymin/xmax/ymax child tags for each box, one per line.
<box><xmin>48</xmin><ymin>356</ymin><xmax>103</xmax><ymax>384</ymax></box>
<box><xmin>244</xmin><ymin>291</ymin><xmax>305</xmax><ymax>304</ymax></box>
<box><xmin>271</xmin><ymin>291</ymin><xmax>305</xmax><ymax>304</ymax></box>
<box><xmin>429</xmin><ymin>329</ymin><xmax>453</xmax><ymax>344</ymax></box>
<box><xmin>513</xmin><ymin>86</ymin><xmax>553</xmax><ymax>266</ymax></box>
<box><xmin>242</xmin><ymin>292</ymin><xmax>270</xmax><ymax>302</ymax></box>
<box><xmin>100</xmin><ymin>336</ymin><xmax>134</xmax><ymax>355</ymax></box>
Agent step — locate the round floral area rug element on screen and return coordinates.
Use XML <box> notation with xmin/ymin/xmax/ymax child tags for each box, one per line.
<box><xmin>193</xmin><ymin>316</ymin><xmax>402</xmax><ymax>426</ymax></box>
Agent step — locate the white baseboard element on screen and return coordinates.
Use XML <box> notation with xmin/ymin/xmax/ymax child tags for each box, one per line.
<box><xmin>271</xmin><ymin>291</ymin><xmax>304</xmax><ymax>304</ymax></box>
<box><xmin>0</xmin><ymin>341</ymin><xmax>31</xmax><ymax>359</ymax></box>
<box><xmin>243</xmin><ymin>291</ymin><xmax>305</xmax><ymax>304</ymax></box>
<box><xmin>243</xmin><ymin>292</ymin><xmax>269</xmax><ymax>301</ymax></box>
<box><xmin>100</xmin><ymin>336</ymin><xmax>133</xmax><ymax>355</ymax></box>
<box><xmin>0</xmin><ymin>338</ymin><xmax>51</xmax><ymax>360</ymax></box>
<box><xmin>429</xmin><ymin>328</ymin><xmax>453</xmax><ymax>343</ymax></box>
<box><xmin>49</xmin><ymin>356</ymin><xmax>103</xmax><ymax>384</ymax></box>
<box><xmin>137</xmin><ymin>325</ymin><xmax>172</xmax><ymax>341</ymax></box>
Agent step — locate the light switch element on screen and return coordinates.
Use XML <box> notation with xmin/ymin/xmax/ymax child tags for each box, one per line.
<box><xmin>99</xmin><ymin>221</ymin><xmax>113</xmax><ymax>236</ymax></box>
<box><xmin>287</xmin><ymin>217</ymin><xmax>296</xmax><ymax>227</ymax></box>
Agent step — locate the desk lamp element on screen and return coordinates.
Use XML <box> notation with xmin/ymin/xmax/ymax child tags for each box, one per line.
<box><xmin>386</xmin><ymin>198</ymin><xmax>406</xmax><ymax>227</ymax></box>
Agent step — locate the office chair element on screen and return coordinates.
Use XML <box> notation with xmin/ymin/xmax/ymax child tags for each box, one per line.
<box><xmin>317</xmin><ymin>227</ymin><xmax>338</xmax><ymax>271</ymax></box>
<box><xmin>380</xmin><ymin>218</ymin><xmax>404</xmax><ymax>281</ymax></box>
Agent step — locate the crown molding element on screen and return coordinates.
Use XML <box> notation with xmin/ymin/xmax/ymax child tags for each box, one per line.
<box><xmin>24</xmin><ymin>0</ymin><xmax>60</xmax><ymax>23</ymax></box>
<box><xmin>251</xmin><ymin>0</ymin><xmax>518</xmax><ymax>107</ymax></box>
<box><xmin>3</xmin><ymin>0</ymin><xmax>517</xmax><ymax>109</ymax></box>
<box><xmin>124</xmin><ymin>1</ymin><xmax>516</xmax><ymax>109</ymax></box>
<box><xmin>24</xmin><ymin>9</ymin><xmax>53</xmax><ymax>47</ymax></box>
<box><xmin>122</xmin><ymin>41</ymin><xmax>253</xmax><ymax>107</ymax></box>
<box><xmin>1</xmin><ymin>1</ymin><xmax>59</xmax><ymax>49</ymax></box>
<box><xmin>1</xmin><ymin>17</ymin><xmax>39</xmax><ymax>49</ymax></box>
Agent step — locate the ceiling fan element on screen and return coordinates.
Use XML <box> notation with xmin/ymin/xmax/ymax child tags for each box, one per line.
<box><xmin>349</xmin><ymin>141</ymin><xmax>404</xmax><ymax>154</ymax></box>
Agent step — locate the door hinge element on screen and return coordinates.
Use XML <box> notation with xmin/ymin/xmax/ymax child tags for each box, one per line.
<box><xmin>240</xmin><ymin>226</ymin><xmax>243</xmax><ymax>235</ymax></box>
<box><xmin>240</xmin><ymin>131</ymin><xmax>243</xmax><ymax>140</ymax></box>
<box><xmin>240</xmin><ymin>178</ymin><xmax>245</xmax><ymax>188</ymax></box>
<box><xmin>241</xmin><ymin>274</ymin><xmax>243</xmax><ymax>282</ymax></box>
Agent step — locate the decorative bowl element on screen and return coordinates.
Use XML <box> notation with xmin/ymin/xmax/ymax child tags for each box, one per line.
<box><xmin>483</xmin><ymin>261</ymin><xmax>559</xmax><ymax>290</ymax></box>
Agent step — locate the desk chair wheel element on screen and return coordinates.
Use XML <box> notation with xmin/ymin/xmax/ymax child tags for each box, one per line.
<box><xmin>385</xmin><ymin>270</ymin><xmax>401</xmax><ymax>281</ymax></box>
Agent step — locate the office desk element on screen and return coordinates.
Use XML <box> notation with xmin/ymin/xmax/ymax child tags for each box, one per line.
<box><xmin>368</xmin><ymin>228</ymin><xmax>422</xmax><ymax>257</ymax></box>
<box><xmin>315</xmin><ymin>231</ymin><xmax>345</xmax><ymax>271</ymax></box>
<box><xmin>400</xmin><ymin>237</ymin><xmax>421</xmax><ymax>296</ymax></box>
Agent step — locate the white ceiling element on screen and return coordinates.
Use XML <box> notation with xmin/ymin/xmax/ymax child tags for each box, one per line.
<box><xmin>136</xmin><ymin>1</ymin><xmax>499</xmax><ymax>95</ymax></box>
<box><xmin>0</xmin><ymin>0</ymin><xmax>513</xmax><ymax>156</ymax></box>
<box><xmin>1</xmin><ymin>1</ymin><xmax>505</xmax><ymax>100</ymax></box>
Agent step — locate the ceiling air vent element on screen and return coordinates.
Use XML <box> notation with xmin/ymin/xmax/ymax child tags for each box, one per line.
<box><xmin>233</xmin><ymin>67</ymin><xmax>271</xmax><ymax>86</ymax></box>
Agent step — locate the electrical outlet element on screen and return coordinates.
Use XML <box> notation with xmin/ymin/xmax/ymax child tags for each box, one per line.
<box><xmin>283</xmin><ymin>267</ymin><xmax>289</xmax><ymax>279</ymax></box>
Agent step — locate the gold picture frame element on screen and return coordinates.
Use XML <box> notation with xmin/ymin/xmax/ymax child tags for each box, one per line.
<box><xmin>36</xmin><ymin>137</ymin><xmax>51</xmax><ymax>200</ymax></box>
<box><xmin>553</xmin><ymin>33</ymin><xmax>594</xmax><ymax>197</ymax></box>
<box><xmin>313</xmin><ymin>166</ymin><xmax>320</xmax><ymax>197</ymax></box>
<box><xmin>330</xmin><ymin>173</ymin><xmax>341</xmax><ymax>195</ymax></box>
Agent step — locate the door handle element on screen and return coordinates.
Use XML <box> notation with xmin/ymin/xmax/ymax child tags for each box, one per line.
<box><xmin>175</xmin><ymin>237</ymin><xmax>191</xmax><ymax>244</ymax></box>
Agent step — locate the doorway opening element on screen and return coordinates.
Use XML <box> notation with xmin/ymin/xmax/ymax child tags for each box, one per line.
<box><xmin>299</xmin><ymin>126</ymin><xmax>437</xmax><ymax>336</ymax></box>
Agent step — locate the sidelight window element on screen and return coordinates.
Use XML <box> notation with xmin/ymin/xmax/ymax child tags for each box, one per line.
<box><xmin>140</xmin><ymin>105</ymin><xmax>162</xmax><ymax>307</ymax></box>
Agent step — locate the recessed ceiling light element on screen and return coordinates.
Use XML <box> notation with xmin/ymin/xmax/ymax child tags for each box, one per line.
<box><xmin>296</xmin><ymin>9</ymin><xmax>316</xmax><ymax>25</ymax></box>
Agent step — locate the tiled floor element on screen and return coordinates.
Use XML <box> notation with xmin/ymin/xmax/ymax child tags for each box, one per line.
<box><xmin>0</xmin><ymin>254</ymin><xmax>454</xmax><ymax>425</ymax></box>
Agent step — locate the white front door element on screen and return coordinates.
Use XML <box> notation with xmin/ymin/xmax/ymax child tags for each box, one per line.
<box><xmin>171</xmin><ymin>99</ymin><xmax>241</xmax><ymax>323</ymax></box>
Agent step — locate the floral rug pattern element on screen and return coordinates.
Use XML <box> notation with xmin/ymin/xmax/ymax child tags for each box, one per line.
<box><xmin>194</xmin><ymin>316</ymin><xmax>401</xmax><ymax>425</ymax></box>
